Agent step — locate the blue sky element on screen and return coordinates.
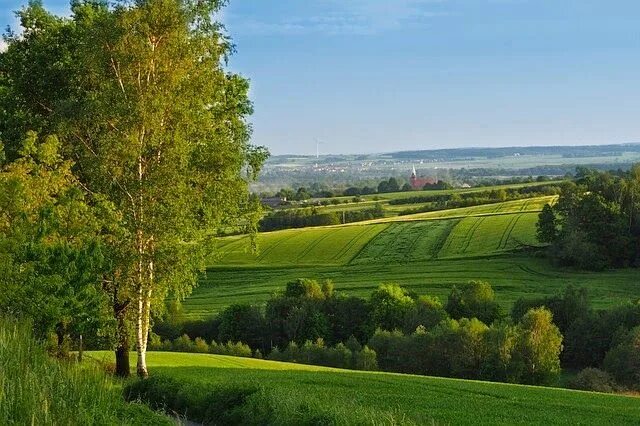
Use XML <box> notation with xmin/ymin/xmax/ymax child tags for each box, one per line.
<box><xmin>2</xmin><ymin>1</ymin><xmax>640</xmax><ymax>155</ymax></box>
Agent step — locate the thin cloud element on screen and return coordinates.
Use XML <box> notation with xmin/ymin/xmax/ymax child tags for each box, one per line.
<box><xmin>229</xmin><ymin>0</ymin><xmax>448</xmax><ymax>36</ymax></box>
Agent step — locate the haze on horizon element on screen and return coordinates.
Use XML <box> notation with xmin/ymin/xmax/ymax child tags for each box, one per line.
<box><xmin>2</xmin><ymin>0</ymin><xmax>640</xmax><ymax>155</ymax></box>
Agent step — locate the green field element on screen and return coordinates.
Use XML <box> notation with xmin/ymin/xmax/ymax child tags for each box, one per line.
<box><xmin>91</xmin><ymin>351</ymin><xmax>640</xmax><ymax>425</ymax></box>
<box><xmin>215</xmin><ymin>197</ymin><xmax>552</xmax><ymax>266</ymax></box>
<box><xmin>181</xmin><ymin>195</ymin><xmax>640</xmax><ymax>317</ymax></box>
<box><xmin>284</xmin><ymin>181</ymin><xmax>562</xmax><ymax>217</ymax></box>
<box><xmin>186</xmin><ymin>257</ymin><xmax>640</xmax><ymax>317</ymax></box>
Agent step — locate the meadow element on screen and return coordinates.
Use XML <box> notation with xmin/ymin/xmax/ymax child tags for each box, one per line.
<box><xmin>181</xmin><ymin>195</ymin><xmax>639</xmax><ymax>317</ymax></box>
<box><xmin>91</xmin><ymin>351</ymin><xmax>640</xmax><ymax>425</ymax></box>
<box><xmin>0</xmin><ymin>319</ymin><xmax>170</xmax><ymax>425</ymax></box>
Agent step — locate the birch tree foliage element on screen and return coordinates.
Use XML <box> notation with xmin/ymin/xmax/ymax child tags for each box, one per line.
<box><xmin>74</xmin><ymin>0</ymin><xmax>267</xmax><ymax>377</ymax></box>
<box><xmin>1</xmin><ymin>0</ymin><xmax>267</xmax><ymax>376</ymax></box>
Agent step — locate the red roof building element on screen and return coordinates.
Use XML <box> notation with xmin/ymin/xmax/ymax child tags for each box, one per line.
<box><xmin>410</xmin><ymin>166</ymin><xmax>436</xmax><ymax>189</ymax></box>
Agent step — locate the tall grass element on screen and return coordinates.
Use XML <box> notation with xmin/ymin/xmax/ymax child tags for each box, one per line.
<box><xmin>0</xmin><ymin>318</ymin><xmax>170</xmax><ymax>425</ymax></box>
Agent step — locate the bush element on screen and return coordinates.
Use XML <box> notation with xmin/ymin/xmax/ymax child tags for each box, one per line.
<box><xmin>603</xmin><ymin>326</ymin><xmax>640</xmax><ymax>389</ymax></box>
<box><xmin>172</xmin><ymin>334</ymin><xmax>194</xmax><ymax>352</ymax></box>
<box><xmin>125</xmin><ymin>376</ymin><xmax>259</xmax><ymax>424</ymax></box>
<box><xmin>268</xmin><ymin>339</ymin><xmax>377</xmax><ymax>371</ymax></box>
<box><xmin>568</xmin><ymin>368</ymin><xmax>618</xmax><ymax>393</ymax></box>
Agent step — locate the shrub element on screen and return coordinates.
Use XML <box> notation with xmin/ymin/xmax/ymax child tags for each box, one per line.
<box><xmin>568</xmin><ymin>368</ymin><xmax>618</xmax><ymax>393</ymax></box>
<box><xmin>355</xmin><ymin>346</ymin><xmax>378</xmax><ymax>371</ymax></box>
<box><xmin>172</xmin><ymin>334</ymin><xmax>194</xmax><ymax>352</ymax></box>
<box><xmin>193</xmin><ymin>337</ymin><xmax>209</xmax><ymax>353</ymax></box>
<box><xmin>603</xmin><ymin>326</ymin><xmax>640</xmax><ymax>389</ymax></box>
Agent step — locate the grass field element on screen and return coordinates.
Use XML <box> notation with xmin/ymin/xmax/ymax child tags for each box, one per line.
<box><xmin>284</xmin><ymin>181</ymin><xmax>563</xmax><ymax>217</ymax></box>
<box><xmin>185</xmin><ymin>257</ymin><xmax>640</xmax><ymax>317</ymax></box>
<box><xmin>214</xmin><ymin>197</ymin><xmax>553</xmax><ymax>266</ymax></box>
<box><xmin>91</xmin><ymin>351</ymin><xmax>640</xmax><ymax>425</ymax></box>
<box><xmin>180</xmin><ymin>195</ymin><xmax>640</xmax><ymax>318</ymax></box>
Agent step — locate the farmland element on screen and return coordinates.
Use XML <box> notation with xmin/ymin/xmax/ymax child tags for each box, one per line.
<box><xmin>181</xmin><ymin>195</ymin><xmax>639</xmax><ymax>317</ymax></box>
<box><xmin>91</xmin><ymin>351</ymin><xmax>640</xmax><ymax>425</ymax></box>
<box><xmin>214</xmin><ymin>197</ymin><xmax>552</xmax><ymax>266</ymax></box>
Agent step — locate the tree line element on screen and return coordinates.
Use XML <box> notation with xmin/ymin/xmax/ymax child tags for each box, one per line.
<box><xmin>537</xmin><ymin>165</ymin><xmax>640</xmax><ymax>270</ymax></box>
<box><xmin>259</xmin><ymin>204</ymin><xmax>385</xmax><ymax>231</ymax></box>
<box><xmin>155</xmin><ymin>279</ymin><xmax>640</xmax><ymax>391</ymax></box>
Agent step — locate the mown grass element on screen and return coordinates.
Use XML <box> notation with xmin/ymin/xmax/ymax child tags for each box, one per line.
<box><xmin>0</xmin><ymin>319</ymin><xmax>170</xmax><ymax>425</ymax></box>
<box><xmin>92</xmin><ymin>351</ymin><xmax>640</xmax><ymax>425</ymax></box>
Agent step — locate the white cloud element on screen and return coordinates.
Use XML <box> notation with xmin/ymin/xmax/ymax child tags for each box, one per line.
<box><xmin>0</xmin><ymin>39</ymin><xmax>7</xmax><ymax>53</ymax></box>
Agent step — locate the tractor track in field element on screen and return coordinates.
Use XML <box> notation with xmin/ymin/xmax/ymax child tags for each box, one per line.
<box><xmin>331</xmin><ymin>226</ymin><xmax>375</xmax><ymax>262</ymax></box>
<box><xmin>429</xmin><ymin>219</ymin><xmax>459</xmax><ymax>260</ymax></box>
<box><xmin>347</xmin><ymin>225</ymin><xmax>389</xmax><ymax>264</ymax></box>
<box><xmin>497</xmin><ymin>214</ymin><xmax>520</xmax><ymax>250</ymax></box>
<box><xmin>517</xmin><ymin>264</ymin><xmax>558</xmax><ymax>278</ymax></box>
<box><xmin>460</xmin><ymin>216</ymin><xmax>487</xmax><ymax>254</ymax></box>
<box><xmin>501</xmin><ymin>213</ymin><xmax>526</xmax><ymax>250</ymax></box>
<box><xmin>255</xmin><ymin>232</ymin><xmax>291</xmax><ymax>262</ymax></box>
<box><xmin>295</xmin><ymin>230</ymin><xmax>334</xmax><ymax>262</ymax></box>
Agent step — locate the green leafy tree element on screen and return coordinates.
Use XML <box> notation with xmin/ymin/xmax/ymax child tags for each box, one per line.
<box><xmin>403</xmin><ymin>295</ymin><xmax>448</xmax><ymax>333</ymax></box>
<box><xmin>370</xmin><ymin>284</ymin><xmax>415</xmax><ymax>331</ymax></box>
<box><xmin>513</xmin><ymin>308</ymin><xmax>563</xmax><ymax>385</ymax></box>
<box><xmin>445</xmin><ymin>281</ymin><xmax>502</xmax><ymax>324</ymax></box>
<box><xmin>603</xmin><ymin>326</ymin><xmax>640</xmax><ymax>389</ymax></box>
<box><xmin>217</xmin><ymin>304</ymin><xmax>266</xmax><ymax>352</ymax></box>
<box><xmin>0</xmin><ymin>132</ymin><xmax>110</xmax><ymax>355</ymax></box>
<box><xmin>536</xmin><ymin>204</ymin><xmax>557</xmax><ymax>243</ymax></box>
<box><xmin>2</xmin><ymin>0</ymin><xmax>268</xmax><ymax>376</ymax></box>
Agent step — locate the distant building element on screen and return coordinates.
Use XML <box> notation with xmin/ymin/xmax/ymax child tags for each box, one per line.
<box><xmin>261</xmin><ymin>197</ymin><xmax>285</xmax><ymax>208</ymax></box>
<box><xmin>409</xmin><ymin>165</ymin><xmax>437</xmax><ymax>189</ymax></box>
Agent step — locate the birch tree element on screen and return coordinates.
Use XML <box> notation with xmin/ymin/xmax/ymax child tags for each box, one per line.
<box><xmin>1</xmin><ymin>0</ymin><xmax>267</xmax><ymax>377</ymax></box>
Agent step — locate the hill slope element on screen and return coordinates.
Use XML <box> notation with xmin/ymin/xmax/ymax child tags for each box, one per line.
<box><xmin>93</xmin><ymin>351</ymin><xmax>640</xmax><ymax>425</ymax></box>
<box><xmin>182</xmin><ymin>195</ymin><xmax>638</xmax><ymax>317</ymax></box>
<box><xmin>214</xmin><ymin>196</ymin><xmax>553</xmax><ymax>266</ymax></box>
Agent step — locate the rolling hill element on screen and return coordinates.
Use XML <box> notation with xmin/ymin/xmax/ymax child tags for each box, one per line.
<box><xmin>181</xmin><ymin>195</ymin><xmax>639</xmax><ymax>317</ymax></box>
<box><xmin>92</xmin><ymin>351</ymin><xmax>640</xmax><ymax>425</ymax></box>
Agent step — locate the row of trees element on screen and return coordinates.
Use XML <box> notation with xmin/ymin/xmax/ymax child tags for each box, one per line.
<box><xmin>259</xmin><ymin>204</ymin><xmax>385</xmax><ymax>231</ymax></box>
<box><xmin>370</xmin><ymin>308</ymin><xmax>561</xmax><ymax>385</ymax></box>
<box><xmin>154</xmin><ymin>279</ymin><xmax>565</xmax><ymax>385</ymax></box>
<box><xmin>156</xmin><ymin>279</ymin><xmax>640</xmax><ymax>390</ymax></box>
<box><xmin>0</xmin><ymin>0</ymin><xmax>266</xmax><ymax>377</ymax></box>
<box><xmin>537</xmin><ymin>165</ymin><xmax>640</xmax><ymax>270</ymax></box>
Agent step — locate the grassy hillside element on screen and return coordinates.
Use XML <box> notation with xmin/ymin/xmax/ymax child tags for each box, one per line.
<box><xmin>215</xmin><ymin>197</ymin><xmax>552</xmax><ymax>266</ymax></box>
<box><xmin>186</xmin><ymin>257</ymin><xmax>640</xmax><ymax>317</ymax></box>
<box><xmin>0</xmin><ymin>320</ymin><xmax>170</xmax><ymax>425</ymax></box>
<box><xmin>92</xmin><ymin>351</ymin><xmax>640</xmax><ymax>425</ymax></box>
<box><xmin>181</xmin><ymin>195</ymin><xmax>639</xmax><ymax>317</ymax></box>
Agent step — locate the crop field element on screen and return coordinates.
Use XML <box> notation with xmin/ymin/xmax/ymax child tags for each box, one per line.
<box><xmin>285</xmin><ymin>181</ymin><xmax>562</xmax><ymax>218</ymax></box>
<box><xmin>176</xmin><ymin>195</ymin><xmax>640</xmax><ymax>318</ymax></box>
<box><xmin>184</xmin><ymin>256</ymin><xmax>640</xmax><ymax>317</ymax></box>
<box><xmin>351</xmin><ymin>219</ymin><xmax>459</xmax><ymax>264</ymax></box>
<box><xmin>215</xmin><ymin>223</ymin><xmax>389</xmax><ymax>266</ymax></box>
<box><xmin>370</xmin><ymin>196</ymin><xmax>556</xmax><ymax>223</ymax></box>
<box><xmin>213</xmin><ymin>197</ymin><xmax>552</xmax><ymax>266</ymax></box>
<box><xmin>91</xmin><ymin>351</ymin><xmax>640</xmax><ymax>425</ymax></box>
